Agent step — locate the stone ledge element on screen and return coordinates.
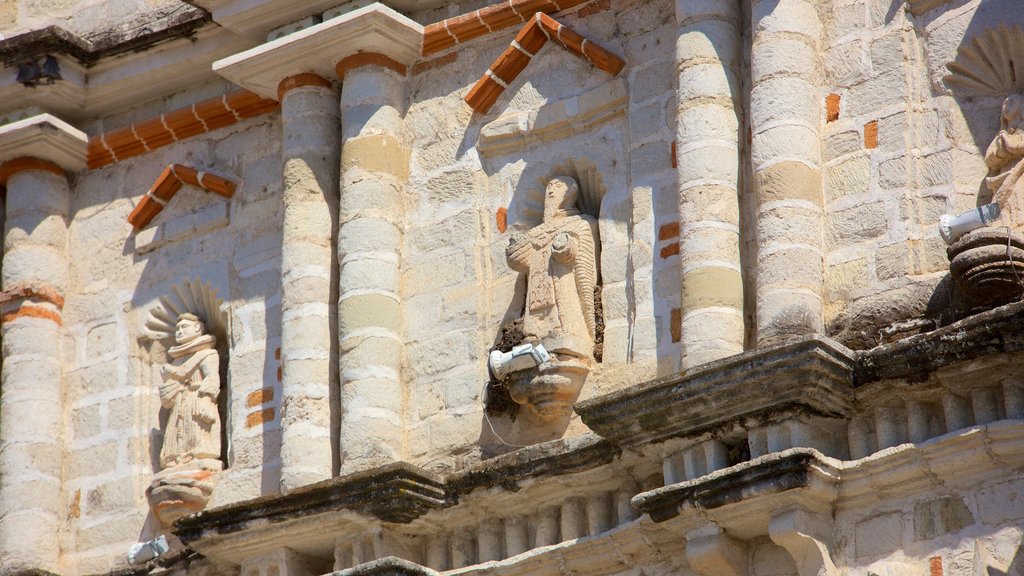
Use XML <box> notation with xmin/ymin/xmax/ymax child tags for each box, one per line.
<box><xmin>333</xmin><ymin>557</ymin><xmax>440</xmax><ymax>576</ymax></box>
<box><xmin>632</xmin><ymin>450</ymin><xmax>837</xmax><ymax>523</ymax></box>
<box><xmin>856</xmin><ymin>300</ymin><xmax>1024</xmax><ymax>385</ymax></box>
<box><xmin>175</xmin><ymin>462</ymin><xmax>446</xmax><ymax>543</ymax></box>
<box><xmin>576</xmin><ymin>337</ymin><xmax>857</xmax><ymax>448</ymax></box>
<box><xmin>447</xmin><ymin>434</ymin><xmax>618</xmax><ymax>497</ymax></box>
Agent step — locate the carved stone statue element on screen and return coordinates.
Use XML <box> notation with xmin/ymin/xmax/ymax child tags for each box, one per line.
<box><xmin>158</xmin><ymin>313</ymin><xmax>221</xmax><ymax>467</ymax></box>
<box><xmin>508</xmin><ymin>176</ymin><xmax>599</xmax><ymax>360</ymax></box>
<box><xmin>985</xmin><ymin>92</ymin><xmax>1024</xmax><ymax>221</ymax></box>
<box><xmin>499</xmin><ymin>176</ymin><xmax>599</xmax><ymax>421</ymax></box>
<box><xmin>146</xmin><ymin>312</ymin><xmax>223</xmax><ymax>527</ymax></box>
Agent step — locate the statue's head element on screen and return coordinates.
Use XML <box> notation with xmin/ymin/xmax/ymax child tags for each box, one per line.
<box><xmin>1003</xmin><ymin>93</ymin><xmax>1024</xmax><ymax>133</ymax></box>
<box><xmin>175</xmin><ymin>313</ymin><xmax>205</xmax><ymax>344</ymax></box>
<box><xmin>544</xmin><ymin>176</ymin><xmax>580</xmax><ymax>221</ymax></box>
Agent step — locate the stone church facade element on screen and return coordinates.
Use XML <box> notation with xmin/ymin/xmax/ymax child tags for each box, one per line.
<box><xmin>1</xmin><ymin>0</ymin><xmax>1023</xmax><ymax>574</ymax></box>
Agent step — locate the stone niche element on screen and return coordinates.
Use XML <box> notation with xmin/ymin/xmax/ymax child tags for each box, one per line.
<box><xmin>480</xmin><ymin>83</ymin><xmax>627</xmax><ymax>450</ymax></box>
<box><xmin>944</xmin><ymin>26</ymin><xmax>1024</xmax><ymax>307</ymax></box>
<box><xmin>140</xmin><ymin>277</ymin><xmax>230</xmax><ymax>528</ymax></box>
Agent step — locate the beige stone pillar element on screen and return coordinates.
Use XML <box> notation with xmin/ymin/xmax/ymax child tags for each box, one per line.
<box><xmin>749</xmin><ymin>0</ymin><xmax>825</xmax><ymax>345</ymax></box>
<box><xmin>0</xmin><ymin>114</ymin><xmax>86</xmax><ymax>575</ymax></box>
<box><xmin>675</xmin><ymin>0</ymin><xmax>745</xmax><ymax>368</ymax></box>
<box><xmin>336</xmin><ymin>54</ymin><xmax>410</xmax><ymax>474</ymax></box>
<box><xmin>277</xmin><ymin>73</ymin><xmax>340</xmax><ymax>492</ymax></box>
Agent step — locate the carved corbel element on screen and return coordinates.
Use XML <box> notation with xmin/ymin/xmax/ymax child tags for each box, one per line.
<box><xmin>685</xmin><ymin>525</ymin><xmax>747</xmax><ymax>576</ymax></box>
<box><xmin>768</xmin><ymin>508</ymin><xmax>838</xmax><ymax>576</ymax></box>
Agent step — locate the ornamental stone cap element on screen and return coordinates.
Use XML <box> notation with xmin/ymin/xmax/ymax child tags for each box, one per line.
<box><xmin>0</xmin><ymin>113</ymin><xmax>88</xmax><ymax>171</ymax></box>
<box><xmin>213</xmin><ymin>2</ymin><xmax>423</xmax><ymax>100</ymax></box>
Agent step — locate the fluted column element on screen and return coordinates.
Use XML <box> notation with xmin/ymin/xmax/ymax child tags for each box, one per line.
<box><xmin>0</xmin><ymin>115</ymin><xmax>85</xmax><ymax>576</ymax></box>
<box><xmin>335</xmin><ymin>54</ymin><xmax>410</xmax><ymax>474</ymax></box>
<box><xmin>675</xmin><ymin>0</ymin><xmax>745</xmax><ymax>368</ymax></box>
<box><xmin>277</xmin><ymin>73</ymin><xmax>340</xmax><ymax>492</ymax></box>
<box><xmin>749</xmin><ymin>0</ymin><xmax>825</xmax><ymax>345</ymax></box>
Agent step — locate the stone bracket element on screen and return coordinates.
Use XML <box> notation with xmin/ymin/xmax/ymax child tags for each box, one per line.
<box><xmin>768</xmin><ymin>508</ymin><xmax>838</xmax><ymax>576</ymax></box>
<box><xmin>685</xmin><ymin>525</ymin><xmax>747</xmax><ymax>576</ymax></box>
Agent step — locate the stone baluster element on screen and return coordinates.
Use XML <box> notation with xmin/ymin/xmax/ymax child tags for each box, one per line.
<box><xmin>505</xmin><ymin>515</ymin><xmax>529</xmax><ymax>558</ymax></box>
<box><xmin>942</xmin><ymin>392</ymin><xmax>971</xmax><ymax>432</ymax></box>
<box><xmin>675</xmin><ymin>0</ymin><xmax>746</xmax><ymax>368</ymax></box>
<box><xmin>971</xmin><ymin>387</ymin><xmax>999</xmax><ymax>425</ymax></box>
<box><xmin>277</xmin><ymin>73</ymin><xmax>340</xmax><ymax>492</ymax></box>
<box><xmin>1004</xmin><ymin>378</ymin><xmax>1024</xmax><ymax>419</ymax></box>
<box><xmin>535</xmin><ymin>506</ymin><xmax>561</xmax><ymax>547</ymax></box>
<box><xmin>0</xmin><ymin>115</ymin><xmax>87</xmax><ymax>575</ymax></box>
<box><xmin>335</xmin><ymin>53</ymin><xmax>411</xmax><ymax>475</ymax></box>
<box><xmin>749</xmin><ymin>0</ymin><xmax>826</xmax><ymax>345</ymax></box>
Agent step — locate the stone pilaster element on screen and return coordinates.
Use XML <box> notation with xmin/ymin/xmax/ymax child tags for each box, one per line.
<box><xmin>212</xmin><ymin>3</ymin><xmax>422</xmax><ymax>485</ymax></box>
<box><xmin>749</xmin><ymin>0</ymin><xmax>825</xmax><ymax>346</ymax></box>
<box><xmin>0</xmin><ymin>114</ymin><xmax>87</xmax><ymax>575</ymax></box>
<box><xmin>277</xmin><ymin>73</ymin><xmax>340</xmax><ymax>492</ymax></box>
<box><xmin>675</xmin><ymin>0</ymin><xmax>745</xmax><ymax>368</ymax></box>
<box><xmin>335</xmin><ymin>53</ymin><xmax>410</xmax><ymax>475</ymax></box>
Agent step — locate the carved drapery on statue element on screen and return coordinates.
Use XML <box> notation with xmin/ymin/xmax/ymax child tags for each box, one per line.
<box><xmin>499</xmin><ymin>176</ymin><xmax>599</xmax><ymax>421</ymax></box>
<box><xmin>144</xmin><ymin>279</ymin><xmax>226</xmax><ymax>527</ymax></box>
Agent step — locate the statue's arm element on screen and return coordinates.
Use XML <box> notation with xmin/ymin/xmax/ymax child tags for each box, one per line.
<box><xmin>158</xmin><ymin>374</ymin><xmax>182</xmax><ymax>408</ymax></box>
<box><xmin>551</xmin><ymin>231</ymin><xmax>578</xmax><ymax>263</ymax></box>
<box><xmin>193</xmin><ymin>353</ymin><xmax>221</xmax><ymax>426</ymax></box>
<box><xmin>506</xmin><ymin>234</ymin><xmax>531</xmax><ymax>271</ymax></box>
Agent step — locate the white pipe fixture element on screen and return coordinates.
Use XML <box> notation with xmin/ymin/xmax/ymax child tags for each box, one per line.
<box><xmin>128</xmin><ymin>535</ymin><xmax>169</xmax><ymax>565</ymax></box>
<box><xmin>489</xmin><ymin>342</ymin><xmax>550</xmax><ymax>380</ymax></box>
<box><xmin>939</xmin><ymin>203</ymin><xmax>1003</xmax><ymax>244</ymax></box>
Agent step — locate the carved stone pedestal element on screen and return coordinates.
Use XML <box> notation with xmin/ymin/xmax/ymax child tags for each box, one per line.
<box><xmin>147</xmin><ymin>458</ymin><xmax>223</xmax><ymax>526</ymax></box>
<box><xmin>508</xmin><ymin>358</ymin><xmax>590</xmax><ymax>422</ymax></box>
<box><xmin>948</xmin><ymin>227</ymin><xmax>1024</xmax><ymax>306</ymax></box>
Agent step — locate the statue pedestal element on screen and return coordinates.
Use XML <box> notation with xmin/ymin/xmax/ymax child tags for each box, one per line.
<box><xmin>147</xmin><ymin>458</ymin><xmax>223</xmax><ymax>526</ymax></box>
<box><xmin>509</xmin><ymin>358</ymin><xmax>590</xmax><ymax>422</ymax></box>
<box><xmin>948</xmin><ymin>227</ymin><xmax>1024</xmax><ymax>306</ymax></box>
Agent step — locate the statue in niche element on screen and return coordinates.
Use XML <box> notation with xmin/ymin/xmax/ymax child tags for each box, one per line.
<box><xmin>158</xmin><ymin>313</ymin><xmax>221</xmax><ymax>468</ymax></box>
<box><xmin>491</xmin><ymin>176</ymin><xmax>599</xmax><ymax>422</ymax></box>
<box><xmin>143</xmin><ymin>279</ymin><xmax>226</xmax><ymax>528</ymax></box>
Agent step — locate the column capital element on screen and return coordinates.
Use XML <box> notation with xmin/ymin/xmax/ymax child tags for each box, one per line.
<box><xmin>0</xmin><ymin>114</ymin><xmax>88</xmax><ymax>177</ymax></box>
<box><xmin>214</xmin><ymin>2</ymin><xmax>423</xmax><ymax>101</ymax></box>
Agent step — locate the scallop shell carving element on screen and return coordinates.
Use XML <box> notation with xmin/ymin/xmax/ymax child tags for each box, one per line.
<box><xmin>145</xmin><ymin>277</ymin><xmax>227</xmax><ymax>342</ymax></box>
<box><xmin>520</xmin><ymin>159</ymin><xmax>607</xmax><ymax>226</ymax></box>
<box><xmin>946</xmin><ymin>26</ymin><xmax>1024</xmax><ymax>98</ymax></box>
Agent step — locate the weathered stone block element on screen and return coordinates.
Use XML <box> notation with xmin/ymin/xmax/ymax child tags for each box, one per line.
<box><xmin>854</xmin><ymin>512</ymin><xmax>903</xmax><ymax>558</ymax></box>
<box><xmin>913</xmin><ymin>496</ymin><xmax>974</xmax><ymax>541</ymax></box>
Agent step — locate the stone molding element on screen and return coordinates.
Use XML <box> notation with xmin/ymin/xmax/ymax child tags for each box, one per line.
<box><xmin>128</xmin><ymin>164</ymin><xmax>238</xmax><ymax>230</ymax></box>
<box><xmin>422</xmin><ymin>0</ymin><xmax>592</xmax><ymax>56</ymax></box>
<box><xmin>632</xmin><ymin>451</ymin><xmax>838</xmax><ymax>523</ymax></box>
<box><xmin>576</xmin><ymin>338</ymin><xmax>857</xmax><ymax>448</ymax></box>
<box><xmin>175</xmin><ymin>463</ymin><xmax>447</xmax><ymax>544</ymax></box>
<box><xmin>213</xmin><ymin>3</ymin><xmax>424</xmax><ymax>101</ymax></box>
<box><xmin>87</xmin><ymin>90</ymin><xmax>277</xmax><ymax>169</ymax></box>
<box><xmin>464</xmin><ymin>12</ymin><xmax>624</xmax><ymax>114</ymax></box>
<box><xmin>336</xmin><ymin>557</ymin><xmax>441</xmax><ymax>576</ymax></box>
<box><xmin>0</xmin><ymin>113</ymin><xmax>88</xmax><ymax>171</ymax></box>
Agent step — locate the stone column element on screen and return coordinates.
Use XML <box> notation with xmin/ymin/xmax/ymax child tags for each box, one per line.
<box><xmin>675</xmin><ymin>0</ymin><xmax>745</xmax><ymax>368</ymax></box>
<box><xmin>0</xmin><ymin>115</ymin><xmax>86</xmax><ymax>575</ymax></box>
<box><xmin>335</xmin><ymin>54</ymin><xmax>410</xmax><ymax>475</ymax></box>
<box><xmin>749</xmin><ymin>0</ymin><xmax>825</xmax><ymax>346</ymax></box>
<box><xmin>277</xmin><ymin>73</ymin><xmax>340</xmax><ymax>492</ymax></box>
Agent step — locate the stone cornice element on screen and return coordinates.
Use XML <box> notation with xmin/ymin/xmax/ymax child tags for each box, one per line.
<box><xmin>856</xmin><ymin>300</ymin><xmax>1024</xmax><ymax>385</ymax></box>
<box><xmin>0</xmin><ymin>8</ymin><xmax>209</xmax><ymax>68</ymax></box>
<box><xmin>0</xmin><ymin>113</ymin><xmax>88</xmax><ymax>171</ymax></box>
<box><xmin>213</xmin><ymin>3</ymin><xmax>424</xmax><ymax>101</ymax></box>
<box><xmin>576</xmin><ymin>338</ymin><xmax>857</xmax><ymax>448</ymax></box>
